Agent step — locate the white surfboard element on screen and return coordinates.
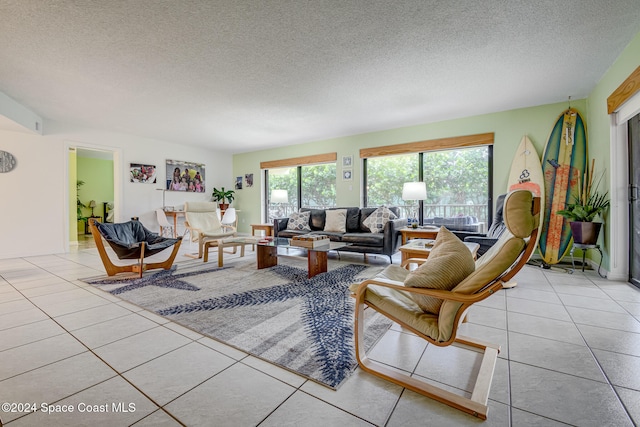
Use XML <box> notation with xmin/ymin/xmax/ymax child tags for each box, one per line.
<box><xmin>504</xmin><ymin>135</ymin><xmax>545</xmax><ymax>283</ymax></box>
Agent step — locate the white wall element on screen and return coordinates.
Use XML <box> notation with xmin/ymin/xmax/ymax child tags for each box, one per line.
<box><xmin>0</xmin><ymin>120</ymin><xmax>232</xmax><ymax>259</ymax></box>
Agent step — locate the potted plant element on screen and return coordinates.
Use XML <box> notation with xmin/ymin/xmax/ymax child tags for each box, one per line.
<box><xmin>556</xmin><ymin>160</ymin><xmax>610</xmax><ymax>245</ymax></box>
<box><xmin>212</xmin><ymin>187</ymin><xmax>235</xmax><ymax>210</ymax></box>
<box><xmin>77</xmin><ymin>180</ymin><xmax>87</xmax><ymax>220</ymax></box>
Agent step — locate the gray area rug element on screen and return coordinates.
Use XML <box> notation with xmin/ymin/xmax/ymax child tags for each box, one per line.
<box><xmin>82</xmin><ymin>255</ymin><xmax>391</xmax><ymax>389</ymax></box>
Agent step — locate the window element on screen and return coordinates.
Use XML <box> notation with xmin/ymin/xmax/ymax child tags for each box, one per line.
<box><xmin>266</xmin><ymin>167</ymin><xmax>297</xmax><ymax>221</ymax></box>
<box><xmin>362</xmin><ymin>133</ymin><xmax>493</xmax><ymax>227</ymax></box>
<box><xmin>262</xmin><ymin>153</ymin><xmax>337</xmax><ymax>222</ymax></box>
<box><xmin>301</xmin><ymin>163</ymin><xmax>337</xmax><ymax>209</ymax></box>
<box><xmin>422</xmin><ymin>146</ymin><xmax>491</xmax><ymax>226</ymax></box>
<box><xmin>365</xmin><ymin>153</ymin><xmax>419</xmax><ymax>217</ymax></box>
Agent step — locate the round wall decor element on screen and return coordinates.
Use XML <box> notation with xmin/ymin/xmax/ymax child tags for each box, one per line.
<box><xmin>0</xmin><ymin>150</ymin><xmax>17</xmax><ymax>172</ymax></box>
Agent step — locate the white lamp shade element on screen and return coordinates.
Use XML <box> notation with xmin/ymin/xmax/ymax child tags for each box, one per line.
<box><xmin>402</xmin><ymin>182</ymin><xmax>427</xmax><ymax>200</ymax></box>
<box><xmin>271</xmin><ymin>189</ymin><xmax>289</xmax><ymax>204</ymax></box>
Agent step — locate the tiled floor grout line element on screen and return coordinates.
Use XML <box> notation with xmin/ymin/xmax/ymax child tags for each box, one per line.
<box><xmin>1</xmin><ymin>270</ymin><xmax>198</xmax><ymax>426</ymax></box>
<box><xmin>3</xmin><ymin>245</ymin><xmax>639</xmax><ymax>425</ymax></box>
<box><xmin>543</xmin><ymin>268</ymin><xmax>638</xmax><ymax>426</ymax></box>
<box><xmin>503</xmin><ymin>291</ymin><xmax>514</xmax><ymax>427</ymax></box>
<box><xmin>59</xmin><ymin>272</ymin><xmax>365</xmax><ymax>426</ymax></box>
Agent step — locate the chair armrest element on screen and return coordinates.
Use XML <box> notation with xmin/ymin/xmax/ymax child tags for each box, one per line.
<box><xmin>454</xmin><ymin>231</ymin><xmax>487</xmax><ymax>241</ymax></box>
<box><xmin>382</xmin><ymin>218</ymin><xmax>408</xmax><ymax>254</ymax></box>
<box><xmin>221</xmin><ymin>225</ymin><xmax>237</xmax><ymax>233</ymax></box>
<box><xmin>352</xmin><ymin>277</ymin><xmax>502</xmax><ymax>304</ymax></box>
<box><xmin>273</xmin><ymin>218</ymin><xmax>289</xmax><ymax>236</ymax></box>
<box><xmin>183</xmin><ymin>221</ymin><xmax>203</xmax><ymax>239</ymax></box>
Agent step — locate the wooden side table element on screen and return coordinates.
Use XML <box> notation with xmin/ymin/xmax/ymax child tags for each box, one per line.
<box><xmin>400</xmin><ymin>227</ymin><xmax>439</xmax><ymax>244</ymax></box>
<box><xmin>251</xmin><ymin>223</ymin><xmax>274</xmax><ymax>237</ymax></box>
<box><xmin>84</xmin><ymin>216</ymin><xmax>102</xmax><ymax>234</ymax></box>
<box><xmin>251</xmin><ymin>224</ymin><xmax>274</xmax><ymax>250</ymax></box>
<box><xmin>399</xmin><ymin>239</ymin><xmax>479</xmax><ymax>263</ymax></box>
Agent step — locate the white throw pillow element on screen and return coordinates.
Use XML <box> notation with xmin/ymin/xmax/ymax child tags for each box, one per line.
<box><xmin>287</xmin><ymin>211</ymin><xmax>311</xmax><ymax>231</ymax></box>
<box><xmin>363</xmin><ymin>206</ymin><xmax>397</xmax><ymax>233</ymax></box>
<box><xmin>324</xmin><ymin>209</ymin><xmax>347</xmax><ymax>233</ymax></box>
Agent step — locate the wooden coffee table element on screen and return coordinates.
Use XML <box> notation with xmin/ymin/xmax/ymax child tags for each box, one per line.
<box><xmin>256</xmin><ymin>237</ymin><xmax>351</xmax><ymax>278</ymax></box>
<box><xmin>399</xmin><ymin>239</ymin><xmax>480</xmax><ymax>263</ymax></box>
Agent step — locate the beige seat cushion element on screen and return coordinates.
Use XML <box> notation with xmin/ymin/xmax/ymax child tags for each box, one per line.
<box><xmin>404</xmin><ymin>227</ymin><xmax>475</xmax><ymax>314</ymax></box>
<box><xmin>350</xmin><ymin>282</ymin><xmax>441</xmax><ymax>340</ymax></box>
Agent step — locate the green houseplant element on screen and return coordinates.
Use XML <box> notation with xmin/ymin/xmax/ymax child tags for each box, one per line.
<box><xmin>77</xmin><ymin>180</ymin><xmax>87</xmax><ymax>220</ymax></box>
<box><xmin>212</xmin><ymin>187</ymin><xmax>235</xmax><ymax>210</ymax></box>
<box><xmin>556</xmin><ymin>160</ymin><xmax>610</xmax><ymax>244</ymax></box>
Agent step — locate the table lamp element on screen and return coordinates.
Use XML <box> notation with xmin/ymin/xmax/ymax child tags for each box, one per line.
<box><xmin>270</xmin><ymin>189</ymin><xmax>288</xmax><ymax>204</ymax></box>
<box><xmin>88</xmin><ymin>200</ymin><xmax>97</xmax><ymax>217</ymax></box>
<box><xmin>270</xmin><ymin>189</ymin><xmax>288</xmax><ymax>218</ymax></box>
<box><xmin>402</xmin><ymin>182</ymin><xmax>426</xmax><ymax>227</ymax></box>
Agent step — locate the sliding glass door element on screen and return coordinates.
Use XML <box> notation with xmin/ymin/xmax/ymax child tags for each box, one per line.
<box><xmin>629</xmin><ymin>113</ymin><xmax>640</xmax><ymax>288</ymax></box>
<box><xmin>265</xmin><ymin>163</ymin><xmax>337</xmax><ymax>222</ymax></box>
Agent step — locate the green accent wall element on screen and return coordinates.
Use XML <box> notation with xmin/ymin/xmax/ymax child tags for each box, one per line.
<box><xmin>77</xmin><ymin>156</ymin><xmax>114</xmax><ymax>224</ymax></box>
<box><xmin>231</xmin><ymin>29</ymin><xmax>640</xmax><ymax>272</ymax></box>
<box><xmin>69</xmin><ymin>150</ymin><xmax>78</xmax><ymax>242</ymax></box>
<box><xmin>586</xmin><ymin>30</ymin><xmax>640</xmax><ymax>270</ymax></box>
<box><xmin>232</xmin><ymin>99</ymin><xmax>587</xmax><ymax>231</ymax></box>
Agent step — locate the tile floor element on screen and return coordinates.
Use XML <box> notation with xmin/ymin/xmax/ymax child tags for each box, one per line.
<box><xmin>1</xmin><ymin>235</ymin><xmax>639</xmax><ymax>426</ymax></box>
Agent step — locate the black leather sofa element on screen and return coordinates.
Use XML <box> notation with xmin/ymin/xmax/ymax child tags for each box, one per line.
<box><xmin>273</xmin><ymin>207</ymin><xmax>407</xmax><ymax>262</ymax></box>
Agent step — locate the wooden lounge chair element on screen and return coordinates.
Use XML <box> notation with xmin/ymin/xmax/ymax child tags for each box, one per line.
<box><xmin>183</xmin><ymin>202</ymin><xmax>236</xmax><ymax>259</ymax></box>
<box><xmin>89</xmin><ymin>219</ymin><xmax>182</xmax><ymax>278</ymax></box>
<box><xmin>351</xmin><ymin>189</ymin><xmax>540</xmax><ymax>419</ymax></box>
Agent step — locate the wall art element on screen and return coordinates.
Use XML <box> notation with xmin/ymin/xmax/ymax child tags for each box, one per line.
<box><xmin>129</xmin><ymin>163</ymin><xmax>157</xmax><ymax>183</ymax></box>
<box><xmin>0</xmin><ymin>150</ymin><xmax>17</xmax><ymax>173</ymax></box>
<box><xmin>166</xmin><ymin>159</ymin><xmax>206</xmax><ymax>192</ymax></box>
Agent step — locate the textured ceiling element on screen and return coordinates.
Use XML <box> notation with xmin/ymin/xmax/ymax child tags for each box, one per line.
<box><xmin>1</xmin><ymin>1</ymin><xmax>639</xmax><ymax>154</ymax></box>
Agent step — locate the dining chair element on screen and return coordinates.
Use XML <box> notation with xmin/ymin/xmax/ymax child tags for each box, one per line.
<box><xmin>156</xmin><ymin>208</ymin><xmax>175</xmax><ymax>238</ymax></box>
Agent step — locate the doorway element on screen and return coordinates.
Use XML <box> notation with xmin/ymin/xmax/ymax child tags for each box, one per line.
<box><xmin>629</xmin><ymin>114</ymin><xmax>640</xmax><ymax>288</ymax></box>
<box><xmin>67</xmin><ymin>145</ymin><xmax>118</xmax><ymax>250</ymax></box>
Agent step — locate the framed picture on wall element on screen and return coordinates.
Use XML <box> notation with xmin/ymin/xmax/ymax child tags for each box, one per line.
<box><xmin>130</xmin><ymin>163</ymin><xmax>157</xmax><ymax>184</ymax></box>
<box><xmin>245</xmin><ymin>173</ymin><xmax>254</xmax><ymax>187</ymax></box>
<box><xmin>166</xmin><ymin>159</ymin><xmax>206</xmax><ymax>192</ymax></box>
<box><xmin>342</xmin><ymin>155</ymin><xmax>353</xmax><ymax>167</ymax></box>
<box><xmin>342</xmin><ymin>169</ymin><xmax>353</xmax><ymax>181</ymax></box>
<box><xmin>235</xmin><ymin>176</ymin><xmax>243</xmax><ymax>190</ymax></box>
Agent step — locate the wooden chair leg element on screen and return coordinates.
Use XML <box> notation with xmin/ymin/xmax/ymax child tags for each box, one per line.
<box><xmin>144</xmin><ymin>239</ymin><xmax>183</xmax><ymax>271</ymax></box>
<box><xmin>184</xmin><ymin>234</ymin><xmax>204</xmax><ymax>259</ymax></box>
<box><xmin>89</xmin><ymin>220</ymin><xmax>138</xmax><ymax>276</ymax></box>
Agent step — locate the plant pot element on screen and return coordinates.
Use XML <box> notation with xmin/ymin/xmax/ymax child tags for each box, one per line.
<box><xmin>218</xmin><ymin>203</ymin><xmax>229</xmax><ymax>211</ymax></box>
<box><xmin>569</xmin><ymin>221</ymin><xmax>602</xmax><ymax>245</ymax></box>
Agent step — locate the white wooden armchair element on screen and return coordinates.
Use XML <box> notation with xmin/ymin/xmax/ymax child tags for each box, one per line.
<box><xmin>351</xmin><ymin>190</ymin><xmax>540</xmax><ymax>419</ymax></box>
<box><xmin>183</xmin><ymin>202</ymin><xmax>236</xmax><ymax>259</ymax></box>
